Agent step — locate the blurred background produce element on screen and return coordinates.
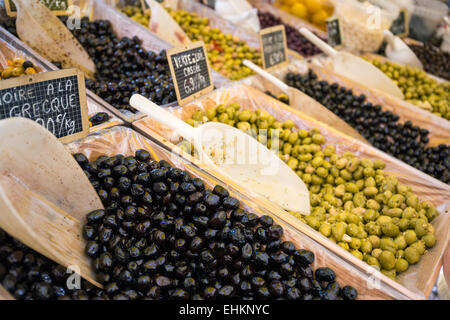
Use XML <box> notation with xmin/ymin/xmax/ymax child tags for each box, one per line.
<box><xmin>77</xmin><ymin>149</ymin><xmax>358</xmax><ymax>300</ymax></box>
<box><xmin>285</xmin><ymin>70</ymin><xmax>450</xmax><ymax>184</ymax></box>
<box><xmin>184</xmin><ymin>102</ymin><xmax>439</xmax><ymax>280</ymax></box>
<box><xmin>120</xmin><ymin>5</ymin><xmax>261</xmax><ymax>80</ymax></box>
<box><xmin>273</xmin><ymin>0</ymin><xmax>334</xmax><ymax>31</ymax></box>
<box><xmin>407</xmin><ymin>43</ymin><xmax>450</xmax><ymax>81</ymax></box>
<box><xmin>258</xmin><ymin>11</ymin><xmax>324</xmax><ymax>57</ymax></box>
<box><xmin>368</xmin><ymin>59</ymin><xmax>450</xmax><ymax>120</ymax></box>
<box><xmin>408</xmin><ymin>0</ymin><xmax>448</xmax><ymax>43</ymax></box>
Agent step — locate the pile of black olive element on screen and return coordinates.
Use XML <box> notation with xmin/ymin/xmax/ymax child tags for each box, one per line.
<box><xmin>76</xmin><ymin>150</ymin><xmax>358</xmax><ymax>300</ymax></box>
<box><xmin>0</xmin><ymin>229</ymin><xmax>110</xmax><ymax>300</ymax></box>
<box><xmin>408</xmin><ymin>43</ymin><xmax>450</xmax><ymax>81</ymax></box>
<box><xmin>257</xmin><ymin>12</ymin><xmax>323</xmax><ymax>57</ymax></box>
<box><xmin>67</xmin><ymin>17</ymin><xmax>176</xmax><ymax>111</ymax></box>
<box><xmin>286</xmin><ymin>71</ymin><xmax>450</xmax><ymax>184</ymax></box>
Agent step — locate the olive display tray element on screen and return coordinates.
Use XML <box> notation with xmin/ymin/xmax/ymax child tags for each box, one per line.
<box><xmin>0</xmin><ymin>26</ymin><xmax>124</xmax><ymax>133</ymax></box>
<box><xmin>315</xmin><ymin>52</ymin><xmax>450</xmax><ymax>141</ymax></box>
<box><xmin>265</xmin><ymin>58</ymin><xmax>450</xmax><ymax>147</ymax></box>
<box><xmin>132</xmin><ymin>83</ymin><xmax>450</xmax><ymax>300</ymax></box>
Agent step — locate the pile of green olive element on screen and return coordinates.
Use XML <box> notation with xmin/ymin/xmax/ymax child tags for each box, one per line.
<box><xmin>120</xmin><ymin>5</ymin><xmax>151</xmax><ymax>26</ymax></box>
<box><xmin>184</xmin><ymin>103</ymin><xmax>439</xmax><ymax>280</ymax></box>
<box><xmin>369</xmin><ymin>59</ymin><xmax>450</xmax><ymax>120</ymax></box>
<box><xmin>120</xmin><ymin>5</ymin><xmax>261</xmax><ymax>80</ymax></box>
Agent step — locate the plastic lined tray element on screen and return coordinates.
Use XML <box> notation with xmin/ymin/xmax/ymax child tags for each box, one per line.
<box><xmin>132</xmin><ymin>82</ymin><xmax>450</xmax><ymax>299</ymax></box>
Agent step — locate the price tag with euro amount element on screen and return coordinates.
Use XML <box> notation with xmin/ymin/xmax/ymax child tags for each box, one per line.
<box><xmin>259</xmin><ymin>25</ymin><xmax>289</xmax><ymax>71</ymax></box>
<box><xmin>166</xmin><ymin>41</ymin><xmax>214</xmax><ymax>106</ymax></box>
<box><xmin>5</xmin><ymin>0</ymin><xmax>73</xmax><ymax>17</ymax></box>
<box><xmin>0</xmin><ymin>68</ymin><xmax>89</xmax><ymax>143</ymax></box>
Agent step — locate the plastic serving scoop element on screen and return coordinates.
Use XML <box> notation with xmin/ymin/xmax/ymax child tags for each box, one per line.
<box><xmin>243</xmin><ymin>60</ymin><xmax>367</xmax><ymax>143</ymax></box>
<box><xmin>13</xmin><ymin>0</ymin><xmax>96</xmax><ymax>78</ymax></box>
<box><xmin>130</xmin><ymin>94</ymin><xmax>310</xmax><ymax>214</ymax></box>
<box><xmin>0</xmin><ymin>118</ymin><xmax>103</xmax><ymax>288</ymax></box>
<box><xmin>384</xmin><ymin>30</ymin><xmax>423</xmax><ymax>69</ymax></box>
<box><xmin>299</xmin><ymin>28</ymin><xmax>404</xmax><ymax>99</ymax></box>
<box><xmin>146</xmin><ymin>0</ymin><xmax>190</xmax><ymax>46</ymax></box>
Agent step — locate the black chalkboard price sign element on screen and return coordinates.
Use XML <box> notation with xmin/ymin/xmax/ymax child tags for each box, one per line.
<box><xmin>166</xmin><ymin>41</ymin><xmax>214</xmax><ymax>106</ymax></box>
<box><xmin>5</xmin><ymin>0</ymin><xmax>73</xmax><ymax>17</ymax></box>
<box><xmin>0</xmin><ymin>69</ymin><xmax>89</xmax><ymax>143</ymax></box>
<box><xmin>390</xmin><ymin>9</ymin><xmax>409</xmax><ymax>37</ymax></box>
<box><xmin>326</xmin><ymin>16</ymin><xmax>343</xmax><ymax>49</ymax></box>
<box><xmin>259</xmin><ymin>25</ymin><xmax>288</xmax><ymax>71</ymax></box>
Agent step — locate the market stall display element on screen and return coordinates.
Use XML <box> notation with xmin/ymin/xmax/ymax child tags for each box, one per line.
<box><xmin>133</xmin><ymin>83</ymin><xmax>449</xmax><ymax>299</ymax></box>
<box><xmin>272</xmin><ymin>0</ymin><xmax>334</xmax><ymax>31</ymax></box>
<box><xmin>65</xmin><ymin>126</ymin><xmax>378</xmax><ymax>300</ymax></box>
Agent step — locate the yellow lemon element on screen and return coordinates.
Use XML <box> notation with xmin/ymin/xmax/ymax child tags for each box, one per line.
<box><xmin>304</xmin><ymin>0</ymin><xmax>323</xmax><ymax>14</ymax></box>
<box><xmin>291</xmin><ymin>3</ymin><xmax>308</xmax><ymax>19</ymax></box>
<box><xmin>283</xmin><ymin>0</ymin><xmax>297</xmax><ymax>6</ymax></box>
<box><xmin>280</xmin><ymin>5</ymin><xmax>291</xmax><ymax>12</ymax></box>
<box><xmin>312</xmin><ymin>9</ymin><xmax>329</xmax><ymax>25</ymax></box>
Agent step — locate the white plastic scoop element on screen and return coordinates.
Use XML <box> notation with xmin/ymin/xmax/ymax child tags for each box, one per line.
<box><xmin>384</xmin><ymin>30</ymin><xmax>423</xmax><ymax>69</ymax></box>
<box><xmin>300</xmin><ymin>27</ymin><xmax>404</xmax><ymax>99</ymax></box>
<box><xmin>243</xmin><ymin>60</ymin><xmax>367</xmax><ymax>143</ymax></box>
<box><xmin>0</xmin><ymin>118</ymin><xmax>103</xmax><ymax>287</ymax></box>
<box><xmin>130</xmin><ymin>94</ymin><xmax>311</xmax><ymax>215</ymax></box>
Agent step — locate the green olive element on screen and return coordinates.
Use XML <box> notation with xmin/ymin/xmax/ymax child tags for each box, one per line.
<box><xmin>379</xmin><ymin>250</ymin><xmax>396</xmax><ymax>270</ymax></box>
<box><xmin>404</xmin><ymin>246</ymin><xmax>420</xmax><ymax>264</ymax></box>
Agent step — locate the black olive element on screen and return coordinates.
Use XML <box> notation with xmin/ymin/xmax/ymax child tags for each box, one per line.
<box><xmin>315</xmin><ymin>267</ymin><xmax>336</xmax><ymax>282</ymax></box>
<box><xmin>342</xmin><ymin>285</ymin><xmax>358</xmax><ymax>300</ymax></box>
<box><xmin>294</xmin><ymin>249</ymin><xmax>315</xmax><ymax>266</ymax></box>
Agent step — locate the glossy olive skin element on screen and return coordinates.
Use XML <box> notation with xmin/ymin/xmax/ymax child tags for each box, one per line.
<box><xmin>79</xmin><ymin>149</ymin><xmax>357</xmax><ymax>300</ymax></box>
<box><xmin>286</xmin><ymin>71</ymin><xmax>449</xmax><ymax>184</ymax></box>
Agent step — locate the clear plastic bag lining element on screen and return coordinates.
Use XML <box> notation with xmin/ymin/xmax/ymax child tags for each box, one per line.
<box><xmin>133</xmin><ymin>82</ymin><xmax>449</xmax><ymax>299</ymax></box>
